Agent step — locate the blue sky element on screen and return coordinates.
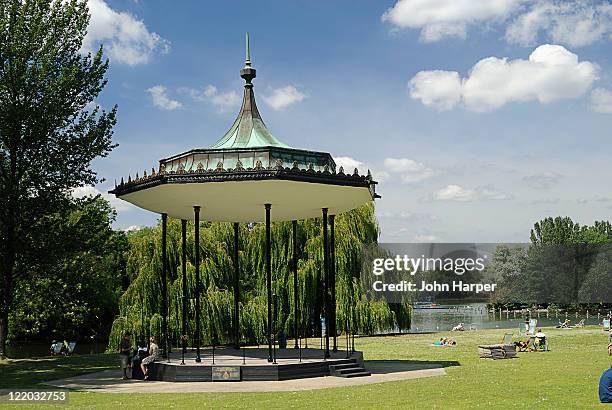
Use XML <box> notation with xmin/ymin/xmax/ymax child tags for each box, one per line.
<box><xmin>83</xmin><ymin>0</ymin><xmax>612</xmax><ymax>242</ymax></box>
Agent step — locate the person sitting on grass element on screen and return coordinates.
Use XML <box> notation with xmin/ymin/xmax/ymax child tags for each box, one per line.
<box><xmin>451</xmin><ymin>323</ymin><xmax>464</xmax><ymax>332</ymax></box>
<box><xmin>433</xmin><ymin>337</ymin><xmax>447</xmax><ymax>346</ymax></box>
<box><xmin>119</xmin><ymin>332</ymin><xmax>132</xmax><ymax>380</ymax></box>
<box><xmin>49</xmin><ymin>340</ymin><xmax>58</xmax><ymax>356</ymax></box>
<box><xmin>515</xmin><ymin>340</ymin><xmax>529</xmax><ymax>352</ymax></box>
<box><xmin>140</xmin><ymin>336</ymin><xmax>159</xmax><ymax>380</ymax></box>
<box><xmin>600</xmin><ymin>363</ymin><xmax>612</xmax><ymax>403</ymax></box>
<box><xmin>433</xmin><ymin>337</ymin><xmax>456</xmax><ymax>346</ymax></box>
<box><xmin>556</xmin><ymin>319</ymin><xmax>570</xmax><ymax>328</ymax></box>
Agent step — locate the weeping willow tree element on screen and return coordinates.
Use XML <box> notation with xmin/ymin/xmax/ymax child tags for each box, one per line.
<box><xmin>108</xmin><ymin>203</ymin><xmax>411</xmax><ymax>349</ymax></box>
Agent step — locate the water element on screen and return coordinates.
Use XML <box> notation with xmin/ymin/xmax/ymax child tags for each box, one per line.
<box><xmin>409</xmin><ymin>303</ymin><xmax>603</xmax><ymax>333</ymax></box>
<box><xmin>6</xmin><ymin>341</ymin><xmax>108</xmax><ymax>358</ymax></box>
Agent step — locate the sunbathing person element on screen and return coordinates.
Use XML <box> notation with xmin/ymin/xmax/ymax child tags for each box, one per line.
<box><xmin>451</xmin><ymin>323</ymin><xmax>465</xmax><ymax>332</ymax></box>
<box><xmin>556</xmin><ymin>319</ymin><xmax>570</xmax><ymax>328</ymax></box>
<box><xmin>433</xmin><ymin>337</ymin><xmax>456</xmax><ymax>346</ymax></box>
<box><xmin>515</xmin><ymin>340</ymin><xmax>529</xmax><ymax>352</ymax></box>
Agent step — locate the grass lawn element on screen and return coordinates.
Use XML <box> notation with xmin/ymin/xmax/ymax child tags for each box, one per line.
<box><xmin>0</xmin><ymin>326</ymin><xmax>609</xmax><ymax>409</ymax></box>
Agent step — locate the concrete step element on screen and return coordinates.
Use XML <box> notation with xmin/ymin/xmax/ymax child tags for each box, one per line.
<box><xmin>336</xmin><ymin>367</ymin><xmax>366</xmax><ymax>375</ymax></box>
<box><xmin>329</xmin><ymin>360</ymin><xmax>371</xmax><ymax>378</ymax></box>
<box><xmin>342</xmin><ymin>371</ymin><xmax>371</xmax><ymax>378</ymax></box>
<box><xmin>328</xmin><ymin>362</ymin><xmax>358</xmax><ymax>371</ymax></box>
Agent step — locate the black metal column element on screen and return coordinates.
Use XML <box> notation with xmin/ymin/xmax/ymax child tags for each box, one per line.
<box><xmin>293</xmin><ymin>220</ymin><xmax>299</xmax><ymax>349</ymax></box>
<box><xmin>161</xmin><ymin>213</ymin><xmax>168</xmax><ymax>359</ymax></box>
<box><xmin>330</xmin><ymin>214</ymin><xmax>337</xmax><ymax>352</ymax></box>
<box><xmin>233</xmin><ymin>222</ymin><xmax>240</xmax><ymax>349</ymax></box>
<box><xmin>265</xmin><ymin>204</ymin><xmax>273</xmax><ymax>362</ymax></box>
<box><xmin>181</xmin><ymin>219</ymin><xmax>188</xmax><ymax>357</ymax></box>
<box><xmin>322</xmin><ymin>208</ymin><xmax>330</xmax><ymax>358</ymax></box>
<box><xmin>194</xmin><ymin>206</ymin><xmax>201</xmax><ymax>363</ymax></box>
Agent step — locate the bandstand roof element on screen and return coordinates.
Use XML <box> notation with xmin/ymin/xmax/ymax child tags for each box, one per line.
<box><xmin>110</xmin><ymin>34</ymin><xmax>378</xmax><ymax>222</ymax></box>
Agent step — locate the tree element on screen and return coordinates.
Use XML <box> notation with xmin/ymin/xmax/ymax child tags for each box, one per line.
<box><xmin>9</xmin><ymin>197</ymin><xmax>127</xmax><ymax>342</ymax></box>
<box><xmin>107</xmin><ymin>204</ymin><xmax>411</xmax><ymax>349</ymax></box>
<box><xmin>0</xmin><ymin>0</ymin><xmax>116</xmax><ymax>358</ymax></box>
<box><xmin>579</xmin><ymin>246</ymin><xmax>612</xmax><ymax>304</ymax></box>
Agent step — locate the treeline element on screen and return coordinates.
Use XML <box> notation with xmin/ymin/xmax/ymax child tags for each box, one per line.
<box><xmin>489</xmin><ymin>217</ymin><xmax>612</xmax><ymax>308</ymax></box>
<box><xmin>107</xmin><ymin>203</ymin><xmax>412</xmax><ymax>350</ymax></box>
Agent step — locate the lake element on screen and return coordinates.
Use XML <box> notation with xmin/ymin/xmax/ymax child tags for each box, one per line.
<box><xmin>409</xmin><ymin>303</ymin><xmax>605</xmax><ymax>333</ymax></box>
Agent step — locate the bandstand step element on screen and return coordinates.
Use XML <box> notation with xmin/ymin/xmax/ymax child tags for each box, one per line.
<box><xmin>329</xmin><ymin>362</ymin><xmax>359</xmax><ymax>371</ymax></box>
<box><xmin>329</xmin><ymin>360</ymin><xmax>370</xmax><ymax>378</ymax></box>
<box><xmin>342</xmin><ymin>371</ymin><xmax>371</xmax><ymax>378</ymax></box>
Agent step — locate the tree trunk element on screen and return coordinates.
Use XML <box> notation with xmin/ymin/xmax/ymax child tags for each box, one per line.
<box><xmin>0</xmin><ymin>310</ymin><xmax>8</xmax><ymax>359</ymax></box>
<box><xmin>0</xmin><ymin>146</ymin><xmax>18</xmax><ymax>359</ymax></box>
<box><xmin>0</xmin><ymin>246</ymin><xmax>15</xmax><ymax>360</ymax></box>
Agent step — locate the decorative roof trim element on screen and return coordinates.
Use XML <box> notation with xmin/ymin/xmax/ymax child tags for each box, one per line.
<box><xmin>109</xmin><ymin>167</ymin><xmax>379</xmax><ymax>200</ymax></box>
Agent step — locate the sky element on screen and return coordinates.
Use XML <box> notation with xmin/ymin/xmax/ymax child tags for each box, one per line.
<box><xmin>80</xmin><ymin>0</ymin><xmax>612</xmax><ymax>243</ymax></box>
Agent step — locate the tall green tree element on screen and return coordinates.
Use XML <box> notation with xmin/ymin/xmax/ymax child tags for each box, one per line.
<box><xmin>10</xmin><ymin>197</ymin><xmax>127</xmax><ymax>342</ymax></box>
<box><xmin>493</xmin><ymin>217</ymin><xmax>612</xmax><ymax>305</ymax></box>
<box><xmin>0</xmin><ymin>0</ymin><xmax>116</xmax><ymax>358</ymax></box>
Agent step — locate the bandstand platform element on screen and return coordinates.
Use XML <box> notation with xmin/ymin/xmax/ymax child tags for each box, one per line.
<box><xmin>149</xmin><ymin>347</ymin><xmax>366</xmax><ymax>382</ymax></box>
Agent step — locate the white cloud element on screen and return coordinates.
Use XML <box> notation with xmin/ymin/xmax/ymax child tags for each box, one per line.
<box><xmin>334</xmin><ymin>156</ymin><xmax>364</xmax><ymax>173</ymax></box>
<box><xmin>434</xmin><ymin>184</ymin><xmax>477</xmax><ymax>201</ymax></box>
<box><xmin>409</xmin><ymin>70</ymin><xmax>462</xmax><ymax>111</ymax></box>
<box><xmin>124</xmin><ymin>225</ymin><xmax>143</xmax><ymax>232</ymax></box>
<box><xmin>382</xmin><ymin>0</ymin><xmax>612</xmax><ymax>47</ymax></box>
<box><xmin>83</xmin><ymin>0</ymin><xmax>169</xmax><ymax>66</ymax></box>
<box><xmin>591</xmin><ymin>88</ymin><xmax>612</xmax><ymax>113</ymax></box>
<box><xmin>505</xmin><ymin>1</ymin><xmax>612</xmax><ymax>48</ymax></box>
<box><xmin>409</xmin><ymin>44</ymin><xmax>598</xmax><ymax>112</ymax></box>
<box><xmin>383</xmin><ymin>158</ymin><xmax>435</xmax><ymax>183</ymax></box>
<box><xmin>146</xmin><ymin>86</ymin><xmax>182</xmax><ymax>110</ymax></box>
<box><xmin>432</xmin><ymin>184</ymin><xmax>511</xmax><ymax>201</ymax></box>
<box><xmin>381</xmin><ymin>0</ymin><xmax>523</xmax><ymax>42</ymax></box>
<box><xmin>180</xmin><ymin>85</ymin><xmax>241</xmax><ymax>110</ymax></box>
<box><xmin>203</xmin><ymin>85</ymin><xmax>241</xmax><ymax>109</ymax></box>
<box><xmin>377</xmin><ymin>210</ymin><xmax>439</xmax><ymax>222</ymax></box>
<box><xmin>262</xmin><ymin>86</ymin><xmax>306</xmax><ymax>110</ymax></box>
<box><xmin>334</xmin><ymin>156</ymin><xmax>389</xmax><ymax>182</ymax></box>
<box><xmin>522</xmin><ymin>172</ymin><xmax>563</xmax><ymax>189</ymax></box>
<box><xmin>72</xmin><ymin>185</ymin><xmax>134</xmax><ymax>212</ymax></box>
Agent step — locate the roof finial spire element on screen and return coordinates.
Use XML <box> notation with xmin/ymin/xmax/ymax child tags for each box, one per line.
<box><xmin>240</xmin><ymin>32</ymin><xmax>256</xmax><ymax>85</ymax></box>
<box><xmin>245</xmin><ymin>32</ymin><xmax>251</xmax><ymax>67</ymax></box>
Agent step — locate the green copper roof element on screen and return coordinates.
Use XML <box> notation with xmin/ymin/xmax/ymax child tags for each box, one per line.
<box><xmin>210</xmin><ymin>34</ymin><xmax>290</xmax><ymax>150</ymax></box>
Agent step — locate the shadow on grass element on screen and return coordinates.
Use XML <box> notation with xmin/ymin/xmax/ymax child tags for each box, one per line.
<box><xmin>364</xmin><ymin>359</ymin><xmax>460</xmax><ymax>375</ymax></box>
<box><xmin>0</xmin><ymin>354</ymin><xmax>119</xmax><ymax>389</ymax></box>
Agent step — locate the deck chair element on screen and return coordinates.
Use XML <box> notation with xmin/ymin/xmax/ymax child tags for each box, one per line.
<box><xmin>528</xmin><ymin>335</ymin><xmax>549</xmax><ymax>351</ymax></box>
<box><xmin>556</xmin><ymin>319</ymin><xmax>571</xmax><ymax>328</ymax></box>
<box><xmin>573</xmin><ymin>319</ymin><xmax>585</xmax><ymax>328</ymax></box>
<box><xmin>66</xmin><ymin>342</ymin><xmax>76</xmax><ymax>355</ymax></box>
<box><xmin>51</xmin><ymin>342</ymin><xmax>62</xmax><ymax>355</ymax></box>
<box><xmin>603</xmin><ymin>319</ymin><xmax>611</xmax><ymax>331</ymax></box>
<box><xmin>528</xmin><ymin>319</ymin><xmax>537</xmax><ymax>335</ymax></box>
<box><xmin>526</xmin><ymin>336</ymin><xmax>537</xmax><ymax>351</ymax></box>
<box><xmin>519</xmin><ymin>323</ymin><xmax>528</xmax><ymax>335</ymax></box>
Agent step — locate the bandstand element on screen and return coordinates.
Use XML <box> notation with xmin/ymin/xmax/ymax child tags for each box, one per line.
<box><xmin>110</xmin><ymin>34</ymin><xmax>378</xmax><ymax>381</ymax></box>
